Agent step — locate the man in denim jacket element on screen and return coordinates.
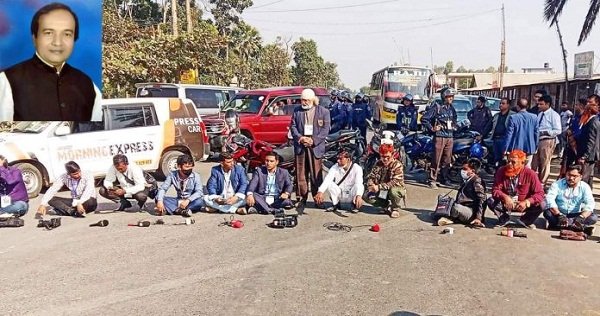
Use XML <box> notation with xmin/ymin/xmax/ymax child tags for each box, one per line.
<box><xmin>156</xmin><ymin>154</ymin><xmax>204</xmax><ymax>217</ymax></box>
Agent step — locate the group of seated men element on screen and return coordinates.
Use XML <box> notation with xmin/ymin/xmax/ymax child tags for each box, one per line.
<box><xmin>433</xmin><ymin>149</ymin><xmax>597</xmax><ymax>235</ymax></box>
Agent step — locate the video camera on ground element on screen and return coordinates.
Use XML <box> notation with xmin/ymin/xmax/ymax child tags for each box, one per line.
<box><xmin>269</xmin><ymin>213</ymin><xmax>298</xmax><ymax>229</ymax></box>
<box><xmin>37</xmin><ymin>218</ymin><xmax>61</xmax><ymax>230</ymax></box>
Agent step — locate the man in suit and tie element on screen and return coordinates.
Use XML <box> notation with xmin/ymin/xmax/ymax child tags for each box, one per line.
<box><xmin>504</xmin><ymin>96</ymin><xmax>540</xmax><ymax>167</ymax></box>
<box><xmin>245</xmin><ymin>152</ymin><xmax>294</xmax><ymax>214</ymax></box>
<box><xmin>290</xmin><ymin>88</ymin><xmax>331</xmax><ymax>209</ymax></box>
<box><xmin>204</xmin><ymin>153</ymin><xmax>248</xmax><ymax>214</ymax></box>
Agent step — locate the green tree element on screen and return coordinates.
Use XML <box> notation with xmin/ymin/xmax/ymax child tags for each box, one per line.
<box><xmin>544</xmin><ymin>0</ymin><xmax>600</xmax><ymax>45</ymax></box>
<box><xmin>254</xmin><ymin>42</ymin><xmax>292</xmax><ymax>88</ymax></box>
<box><xmin>291</xmin><ymin>38</ymin><xmax>339</xmax><ymax>87</ymax></box>
<box><xmin>229</xmin><ymin>22</ymin><xmax>262</xmax><ymax>87</ymax></box>
<box><xmin>444</xmin><ymin>61</ymin><xmax>454</xmax><ymax>75</ymax></box>
<box><xmin>209</xmin><ymin>0</ymin><xmax>253</xmax><ymax>36</ymax></box>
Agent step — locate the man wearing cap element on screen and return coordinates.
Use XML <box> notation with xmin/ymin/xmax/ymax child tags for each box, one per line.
<box><xmin>487</xmin><ymin>150</ymin><xmax>545</xmax><ymax>228</ymax></box>
<box><xmin>314</xmin><ymin>150</ymin><xmax>364</xmax><ymax>213</ymax></box>
<box><xmin>467</xmin><ymin>96</ymin><xmax>492</xmax><ymax>135</ymax></box>
<box><xmin>0</xmin><ymin>2</ymin><xmax>101</xmax><ymax>121</ymax></box>
<box><xmin>290</xmin><ymin>88</ymin><xmax>331</xmax><ymax>209</ymax></box>
<box><xmin>364</xmin><ymin>143</ymin><xmax>406</xmax><ymax>218</ymax></box>
<box><xmin>421</xmin><ymin>87</ymin><xmax>457</xmax><ymax>188</ymax></box>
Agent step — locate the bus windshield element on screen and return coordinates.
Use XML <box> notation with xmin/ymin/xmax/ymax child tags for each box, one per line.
<box><xmin>384</xmin><ymin>67</ymin><xmax>431</xmax><ymax>104</ymax></box>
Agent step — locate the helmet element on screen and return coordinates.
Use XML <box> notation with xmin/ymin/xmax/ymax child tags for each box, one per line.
<box><xmin>470</xmin><ymin>142</ymin><xmax>484</xmax><ymax>159</ymax></box>
<box><xmin>340</xmin><ymin>91</ymin><xmax>350</xmax><ymax>101</ymax></box>
<box><xmin>355</xmin><ymin>93</ymin><xmax>364</xmax><ymax>101</ymax></box>
<box><xmin>440</xmin><ymin>88</ymin><xmax>455</xmax><ymax>99</ymax></box>
<box><xmin>402</xmin><ymin>94</ymin><xmax>414</xmax><ymax>102</ymax></box>
<box><xmin>224</xmin><ymin>109</ymin><xmax>240</xmax><ymax>131</ymax></box>
<box><xmin>330</xmin><ymin>89</ymin><xmax>339</xmax><ymax>97</ymax></box>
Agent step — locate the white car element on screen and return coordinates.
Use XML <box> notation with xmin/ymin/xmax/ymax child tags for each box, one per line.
<box><xmin>0</xmin><ymin>98</ymin><xmax>210</xmax><ymax>197</ymax></box>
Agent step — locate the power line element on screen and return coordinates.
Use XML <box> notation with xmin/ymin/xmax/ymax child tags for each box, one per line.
<box><xmin>247</xmin><ymin>0</ymin><xmax>286</xmax><ymax>10</ymax></box>
<box><xmin>246</xmin><ymin>0</ymin><xmax>402</xmax><ymax>13</ymax></box>
<box><xmin>258</xmin><ymin>8</ymin><xmax>500</xmax><ymax>36</ymax></box>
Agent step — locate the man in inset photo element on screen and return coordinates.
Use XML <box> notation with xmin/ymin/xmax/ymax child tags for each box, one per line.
<box><xmin>0</xmin><ymin>2</ymin><xmax>101</xmax><ymax>121</ymax></box>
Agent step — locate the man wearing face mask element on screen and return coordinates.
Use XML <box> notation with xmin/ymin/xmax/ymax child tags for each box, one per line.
<box><xmin>487</xmin><ymin>150</ymin><xmax>545</xmax><ymax>228</ymax></box>
<box><xmin>204</xmin><ymin>152</ymin><xmax>248</xmax><ymax>214</ymax></box>
<box><xmin>364</xmin><ymin>143</ymin><xmax>406</xmax><ymax>218</ymax></box>
<box><xmin>156</xmin><ymin>154</ymin><xmax>205</xmax><ymax>216</ymax></box>
<box><xmin>434</xmin><ymin>158</ymin><xmax>487</xmax><ymax>228</ymax></box>
<box><xmin>314</xmin><ymin>151</ymin><xmax>364</xmax><ymax>213</ymax></box>
<box><xmin>290</xmin><ymin>88</ymin><xmax>331</xmax><ymax>209</ymax></box>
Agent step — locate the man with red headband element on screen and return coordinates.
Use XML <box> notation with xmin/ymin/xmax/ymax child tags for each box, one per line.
<box><xmin>487</xmin><ymin>149</ymin><xmax>545</xmax><ymax>228</ymax></box>
<box><xmin>364</xmin><ymin>143</ymin><xmax>406</xmax><ymax>218</ymax></box>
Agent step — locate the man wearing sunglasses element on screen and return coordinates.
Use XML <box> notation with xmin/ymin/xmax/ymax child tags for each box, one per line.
<box><xmin>314</xmin><ymin>151</ymin><xmax>364</xmax><ymax>213</ymax></box>
<box><xmin>364</xmin><ymin>143</ymin><xmax>406</xmax><ymax>218</ymax></box>
<box><xmin>487</xmin><ymin>149</ymin><xmax>544</xmax><ymax>228</ymax></box>
<box><xmin>543</xmin><ymin>164</ymin><xmax>596</xmax><ymax>235</ymax></box>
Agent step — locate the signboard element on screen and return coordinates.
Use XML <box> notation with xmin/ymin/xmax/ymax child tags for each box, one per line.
<box><xmin>180</xmin><ymin>69</ymin><xmax>198</xmax><ymax>84</ymax></box>
<box><xmin>574</xmin><ymin>51</ymin><xmax>594</xmax><ymax>79</ymax></box>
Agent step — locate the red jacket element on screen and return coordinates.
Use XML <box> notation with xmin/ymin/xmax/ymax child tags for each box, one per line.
<box><xmin>492</xmin><ymin>166</ymin><xmax>544</xmax><ymax>206</ymax></box>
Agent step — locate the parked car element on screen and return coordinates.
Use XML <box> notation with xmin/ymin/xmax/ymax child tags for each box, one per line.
<box><xmin>0</xmin><ymin>98</ymin><xmax>210</xmax><ymax>197</ymax></box>
<box><xmin>464</xmin><ymin>95</ymin><xmax>501</xmax><ymax>116</ymax></box>
<box><xmin>202</xmin><ymin>86</ymin><xmax>330</xmax><ymax>153</ymax></box>
<box><xmin>135</xmin><ymin>83</ymin><xmax>240</xmax><ymax>115</ymax></box>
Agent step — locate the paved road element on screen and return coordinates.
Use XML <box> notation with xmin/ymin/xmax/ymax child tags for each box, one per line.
<box><xmin>1</xmin><ymin>160</ymin><xmax>600</xmax><ymax>316</ymax></box>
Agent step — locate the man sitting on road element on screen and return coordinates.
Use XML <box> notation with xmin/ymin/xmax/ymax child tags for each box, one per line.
<box><xmin>245</xmin><ymin>152</ymin><xmax>294</xmax><ymax>214</ymax></box>
<box><xmin>37</xmin><ymin>161</ymin><xmax>97</xmax><ymax>218</ymax></box>
<box><xmin>364</xmin><ymin>143</ymin><xmax>406</xmax><ymax>218</ymax></box>
<box><xmin>543</xmin><ymin>164</ymin><xmax>597</xmax><ymax>236</ymax></box>
<box><xmin>204</xmin><ymin>153</ymin><xmax>248</xmax><ymax>214</ymax></box>
<box><xmin>487</xmin><ymin>149</ymin><xmax>544</xmax><ymax>228</ymax></box>
<box><xmin>156</xmin><ymin>154</ymin><xmax>205</xmax><ymax>217</ymax></box>
<box><xmin>314</xmin><ymin>150</ymin><xmax>364</xmax><ymax>213</ymax></box>
<box><xmin>434</xmin><ymin>159</ymin><xmax>487</xmax><ymax>228</ymax></box>
<box><xmin>0</xmin><ymin>155</ymin><xmax>29</xmax><ymax>217</ymax></box>
<box><xmin>100</xmin><ymin>154</ymin><xmax>148</xmax><ymax>212</ymax></box>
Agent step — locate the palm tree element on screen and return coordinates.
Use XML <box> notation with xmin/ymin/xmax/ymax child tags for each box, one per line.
<box><xmin>544</xmin><ymin>0</ymin><xmax>600</xmax><ymax>45</ymax></box>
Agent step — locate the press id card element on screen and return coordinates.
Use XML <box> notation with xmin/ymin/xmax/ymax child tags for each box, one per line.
<box><xmin>378</xmin><ymin>190</ymin><xmax>389</xmax><ymax>199</ymax></box>
<box><xmin>446</xmin><ymin>120</ymin><xmax>452</xmax><ymax>129</ymax></box>
<box><xmin>266</xmin><ymin>196</ymin><xmax>275</xmax><ymax>205</ymax></box>
<box><xmin>304</xmin><ymin>124</ymin><xmax>314</xmax><ymax>136</ymax></box>
<box><xmin>1</xmin><ymin>195</ymin><xmax>12</xmax><ymax>208</ymax></box>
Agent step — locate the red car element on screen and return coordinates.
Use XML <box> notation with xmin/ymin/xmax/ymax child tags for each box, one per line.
<box><xmin>203</xmin><ymin>86</ymin><xmax>330</xmax><ymax>152</ymax></box>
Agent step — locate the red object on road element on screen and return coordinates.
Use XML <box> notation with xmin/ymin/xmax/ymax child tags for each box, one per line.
<box><xmin>231</xmin><ymin>220</ymin><xmax>244</xmax><ymax>229</ymax></box>
<box><xmin>370</xmin><ymin>224</ymin><xmax>380</xmax><ymax>232</ymax></box>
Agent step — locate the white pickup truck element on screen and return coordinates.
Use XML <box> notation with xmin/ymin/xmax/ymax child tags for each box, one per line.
<box><xmin>0</xmin><ymin>98</ymin><xmax>210</xmax><ymax>197</ymax></box>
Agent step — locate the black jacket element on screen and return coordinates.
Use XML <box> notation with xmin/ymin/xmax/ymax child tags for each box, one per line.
<box><xmin>455</xmin><ymin>176</ymin><xmax>487</xmax><ymax>220</ymax></box>
<box><xmin>577</xmin><ymin>115</ymin><xmax>600</xmax><ymax>162</ymax></box>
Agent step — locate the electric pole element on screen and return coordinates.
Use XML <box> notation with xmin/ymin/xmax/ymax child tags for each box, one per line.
<box><xmin>499</xmin><ymin>4</ymin><xmax>506</xmax><ymax>95</ymax></box>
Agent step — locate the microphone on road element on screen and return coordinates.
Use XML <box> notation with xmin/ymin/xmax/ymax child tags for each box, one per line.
<box><xmin>89</xmin><ymin>220</ymin><xmax>109</xmax><ymax>227</ymax></box>
<box><xmin>128</xmin><ymin>220</ymin><xmax>151</xmax><ymax>227</ymax></box>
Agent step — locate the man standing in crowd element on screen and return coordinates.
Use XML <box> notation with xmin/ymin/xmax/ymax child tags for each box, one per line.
<box><xmin>481</xmin><ymin>97</ymin><xmax>515</xmax><ymax>166</ymax></box>
<box><xmin>156</xmin><ymin>154</ymin><xmax>204</xmax><ymax>216</ymax></box>
<box><xmin>36</xmin><ymin>161</ymin><xmax>96</xmax><ymax>217</ymax></box>
<box><xmin>329</xmin><ymin>89</ymin><xmax>346</xmax><ymax>133</ymax></box>
<box><xmin>314</xmin><ymin>151</ymin><xmax>364</xmax><ymax>213</ymax></box>
<box><xmin>531</xmin><ymin>94</ymin><xmax>561</xmax><ymax>186</ymax></box>
<box><xmin>557</xmin><ymin>101</ymin><xmax>573</xmax><ymax>159</ymax></box>
<box><xmin>204</xmin><ymin>153</ymin><xmax>247</xmax><ymax>214</ymax></box>
<box><xmin>100</xmin><ymin>154</ymin><xmax>148</xmax><ymax>212</ymax></box>
<box><xmin>396</xmin><ymin>94</ymin><xmax>418</xmax><ymax>132</ymax></box>
<box><xmin>0</xmin><ymin>155</ymin><xmax>28</xmax><ymax>217</ymax></box>
<box><xmin>434</xmin><ymin>159</ymin><xmax>487</xmax><ymax>228</ymax></box>
<box><xmin>467</xmin><ymin>95</ymin><xmax>492</xmax><ymax>135</ymax></box>
<box><xmin>364</xmin><ymin>144</ymin><xmax>406</xmax><ymax>218</ymax></box>
<box><xmin>543</xmin><ymin>165</ymin><xmax>596</xmax><ymax>236</ymax></box>
<box><xmin>576</xmin><ymin>94</ymin><xmax>600</xmax><ymax>189</ymax></box>
<box><xmin>245</xmin><ymin>152</ymin><xmax>294</xmax><ymax>215</ymax></box>
<box><xmin>0</xmin><ymin>2</ymin><xmax>101</xmax><ymax>121</ymax></box>
<box><xmin>487</xmin><ymin>150</ymin><xmax>544</xmax><ymax>228</ymax></box>
<box><xmin>561</xmin><ymin>98</ymin><xmax>589</xmax><ymax>175</ymax></box>
<box><xmin>527</xmin><ymin>89</ymin><xmax>546</xmax><ymax>115</ymax></box>
<box><xmin>421</xmin><ymin>87</ymin><xmax>457</xmax><ymax>188</ymax></box>
<box><xmin>351</xmin><ymin>93</ymin><xmax>371</xmax><ymax>139</ymax></box>
<box><xmin>290</xmin><ymin>88</ymin><xmax>330</xmax><ymax>209</ymax></box>
<box><xmin>504</xmin><ymin>96</ymin><xmax>539</xmax><ymax>167</ymax></box>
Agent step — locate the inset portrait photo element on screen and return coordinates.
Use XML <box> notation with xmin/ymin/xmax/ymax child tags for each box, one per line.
<box><xmin>0</xmin><ymin>1</ymin><xmax>102</xmax><ymax>121</ymax></box>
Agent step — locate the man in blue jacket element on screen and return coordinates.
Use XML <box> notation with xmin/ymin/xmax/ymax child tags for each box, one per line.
<box><xmin>290</xmin><ymin>88</ymin><xmax>331</xmax><ymax>207</ymax></box>
<box><xmin>329</xmin><ymin>89</ymin><xmax>346</xmax><ymax>133</ymax></box>
<box><xmin>156</xmin><ymin>154</ymin><xmax>205</xmax><ymax>217</ymax></box>
<box><xmin>396</xmin><ymin>94</ymin><xmax>418</xmax><ymax>132</ymax></box>
<box><xmin>204</xmin><ymin>152</ymin><xmax>248</xmax><ymax>214</ymax></box>
<box><xmin>421</xmin><ymin>88</ymin><xmax>457</xmax><ymax>188</ymax></box>
<box><xmin>351</xmin><ymin>93</ymin><xmax>371</xmax><ymax>139</ymax></box>
<box><xmin>245</xmin><ymin>152</ymin><xmax>294</xmax><ymax>214</ymax></box>
<box><xmin>504</xmin><ymin>96</ymin><xmax>540</xmax><ymax>167</ymax></box>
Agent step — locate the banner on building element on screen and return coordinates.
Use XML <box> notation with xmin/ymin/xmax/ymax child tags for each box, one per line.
<box><xmin>574</xmin><ymin>51</ymin><xmax>594</xmax><ymax>79</ymax></box>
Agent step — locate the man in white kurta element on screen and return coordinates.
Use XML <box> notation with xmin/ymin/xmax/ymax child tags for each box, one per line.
<box><xmin>314</xmin><ymin>151</ymin><xmax>364</xmax><ymax>213</ymax></box>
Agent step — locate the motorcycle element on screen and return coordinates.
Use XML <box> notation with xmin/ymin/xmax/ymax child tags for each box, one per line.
<box><xmin>364</xmin><ymin>120</ymin><xmax>404</xmax><ymax>176</ymax></box>
<box><xmin>322</xmin><ymin>128</ymin><xmax>366</xmax><ymax>169</ymax></box>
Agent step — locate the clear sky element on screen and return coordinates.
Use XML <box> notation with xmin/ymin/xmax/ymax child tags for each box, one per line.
<box><xmin>241</xmin><ymin>0</ymin><xmax>600</xmax><ymax>89</ymax></box>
